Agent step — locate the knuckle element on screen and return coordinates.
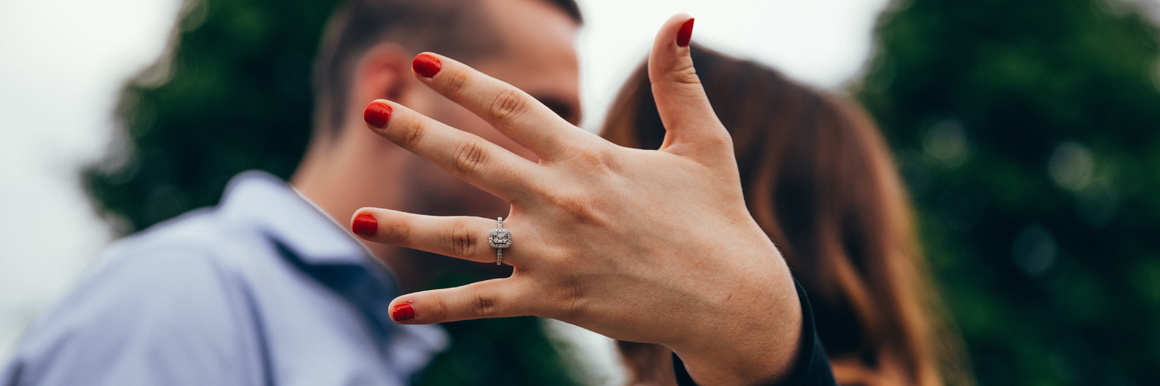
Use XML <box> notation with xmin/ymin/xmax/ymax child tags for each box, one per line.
<box><xmin>553</xmin><ymin>278</ymin><xmax>588</xmax><ymax>319</ymax></box>
<box><xmin>452</xmin><ymin>139</ymin><xmax>489</xmax><ymax>177</ymax></box>
<box><xmin>705</xmin><ymin>130</ymin><xmax>736</xmax><ymax>154</ymax></box>
<box><xmin>571</xmin><ymin>145</ymin><xmax>620</xmax><ymax>174</ymax></box>
<box><xmin>395</xmin><ymin>118</ymin><xmax>425</xmax><ymax>149</ymax></box>
<box><xmin>704</xmin><ymin>128</ymin><xmax>734</xmax><ymax>148</ymax></box>
<box><xmin>488</xmin><ymin>89</ymin><xmax>527</xmax><ymax>123</ymax></box>
<box><xmin>666</xmin><ymin>61</ymin><xmax>701</xmax><ymax>86</ymax></box>
<box><xmin>549</xmin><ymin>191</ymin><xmax>600</xmax><ymax>225</ymax></box>
<box><xmin>443</xmin><ymin>70</ymin><xmax>472</xmax><ymax>98</ymax></box>
<box><xmin>448</xmin><ymin>221</ymin><xmax>478</xmax><ymax>258</ymax></box>
<box><xmin>470</xmin><ymin>293</ymin><xmax>498</xmax><ymax>317</ymax></box>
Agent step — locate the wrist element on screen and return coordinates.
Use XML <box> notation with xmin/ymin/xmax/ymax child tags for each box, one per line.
<box><xmin>667</xmin><ymin>257</ymin><xmax>803</xmax><ymax>385</ymax></box>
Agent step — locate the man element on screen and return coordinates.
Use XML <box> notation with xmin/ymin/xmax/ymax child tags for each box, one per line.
<box><xmin>2</xmin><ymin>0</ymin><xmax>583</xmax><ymax>384</ymax></box>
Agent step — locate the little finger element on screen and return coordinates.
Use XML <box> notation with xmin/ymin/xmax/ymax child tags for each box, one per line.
<box><xmin>388</xmin><ymin>278</ymin><xmax>537</xmax><ymax>324</ymax></box>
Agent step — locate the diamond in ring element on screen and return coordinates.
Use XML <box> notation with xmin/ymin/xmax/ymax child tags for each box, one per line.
<box><xmin>489</xmin><ymin>217</ymin><xmax>511</xmax><ymax>265</ymax></box>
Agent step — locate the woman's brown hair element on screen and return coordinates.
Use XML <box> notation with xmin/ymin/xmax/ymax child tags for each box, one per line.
<box><xmin>602</xmin><ymin>45</ymin><xmax>969</xmax><ymax>386</ymax></box>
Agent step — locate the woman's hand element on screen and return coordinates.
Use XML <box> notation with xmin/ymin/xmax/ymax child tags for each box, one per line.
<box><xmin>354</xmin><ymin>15</ymin><xmax>802</xmax><ymax>386</ymax></box>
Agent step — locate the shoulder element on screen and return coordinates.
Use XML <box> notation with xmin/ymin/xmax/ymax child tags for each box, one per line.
<box><xmin>44</xmin><ymin>207</ymin><xmax>269</xmax><ymax>337</ymax></box>
<box><xmin>67</xmin><ymin>210</ymin><xmax>256</xmax><ymax>315</ymax></box>
<box><xmin>90</xmin><ymin>205</ymin><xmax>277</xmax><ymax>290</ymax></box>
<box><xmin>4</xmin><ymin>211</ymin><xmax>267</xmax><ymax>385</ymax></box>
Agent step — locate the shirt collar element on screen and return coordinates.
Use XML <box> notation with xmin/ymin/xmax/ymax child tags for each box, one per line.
<box><xmin>219</xmin><ymin>170</ymin><xmax>371</xmax><ymax>266</ymax></box>
<box><xmin>217</xmin><ymin>171</ymin><xmax>450</xmax><ymax>363</ymax></box>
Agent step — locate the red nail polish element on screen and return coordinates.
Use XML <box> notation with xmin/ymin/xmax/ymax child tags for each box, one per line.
<box><xmin>677</xmin><ymin>18</ymin><xmax>695</xmax><ymax>47</ymax></box>
<box><xmin>364</xmin><ymin>102</ymin><xmax>392</xmax><ymax>129</ymax></box>
<box><xmin>392</xmin><ymin>303</ymin><xmax>415</xmax><ymax>321</ymax></box>
<box><xmin>413</xmin><ymin>54</ymin><xmax>442</xmax><ymax>78</ymax></box>
<box><xmin>352</xmin><ymin>213</ymin><xmax>378</xmax><ymax>237</ymax></box>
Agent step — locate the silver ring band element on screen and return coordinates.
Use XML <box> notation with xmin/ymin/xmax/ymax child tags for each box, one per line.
<box><xmin>488</xmin><ymin>217</ymin><xmax>512</xmax><ymax>265</ymax></box>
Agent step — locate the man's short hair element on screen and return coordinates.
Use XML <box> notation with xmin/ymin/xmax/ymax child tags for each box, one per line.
<box><xmin>313</xmin><ymin>0</ymin><xmax>582</xmax><ymax>134</ymax></box>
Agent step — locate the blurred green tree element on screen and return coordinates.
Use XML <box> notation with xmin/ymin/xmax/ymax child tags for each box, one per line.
<box><xmin>857</xmin><ymin>0</ymin><xmax>1160</xmax><ymax>385</ymax></box>
<box><xmin>82</xmin><ymin>0</ymin><xmax>586</xmax><ymax>385</ymax></box>
<box><xmin>84</xmin><ymin>0</ymin><xmax>331</xmax><ymax>232</ymax></box>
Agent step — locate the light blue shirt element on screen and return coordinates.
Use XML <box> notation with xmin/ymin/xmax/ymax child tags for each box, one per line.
<box><xmin>2</xmin><ymin>171</ymin><xmax>448</xmax><ymax>385</ymax></box>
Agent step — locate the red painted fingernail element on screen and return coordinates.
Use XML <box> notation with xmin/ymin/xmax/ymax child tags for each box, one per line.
<box><xmin>677</xmin><ymin>18</ymin><xmax>695</xmax><ymax>47</ymax></box>
<box><xmin>392</xmin><ymin>303</ymin><xmax>415</xmax><ymax>321</ymax></box>
<box><xmin>363</xmin><ymin>102</ymin><xmax>392</xmax><ymax>129</ymax></box>
<box><xmin>413</xmin><ymin>54</ymin><xmax>442</xmax><ymax>78</ymax></box>
<box><xmin>352</xmin><ymin>213</ymin><xmax>378</xmax><ymax>237</ymax></box>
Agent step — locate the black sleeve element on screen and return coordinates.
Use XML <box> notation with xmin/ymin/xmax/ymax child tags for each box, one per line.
<box><xmin>673</xmin><ymin>280</ymin><xmax>837</xmax><ymax>386</ymax></box>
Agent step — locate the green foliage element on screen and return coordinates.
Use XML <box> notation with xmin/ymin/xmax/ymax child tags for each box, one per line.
<box><xmin>857</xmin><ymin>0</ymin><xmax>1160</xmax><ymax>384</ymax></box>
<box><xmin>84</xmin><ymin>0</ymin><xmax>339</xmax><ymax>232</ymax></box>
<box><xmin>83</xmin><ymin>1</ymin><xmax>585</xmax><ymax>385</ymax></box>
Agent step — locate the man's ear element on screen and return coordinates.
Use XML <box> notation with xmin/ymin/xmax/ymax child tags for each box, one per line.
<box><xmin>355</xmin><ymin>43</ymin><xmax>412</xmax><ymax>104</ymax></box>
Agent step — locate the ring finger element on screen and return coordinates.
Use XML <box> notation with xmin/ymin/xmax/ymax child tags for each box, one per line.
<box><xmin>351</xmin><ymin>208</ymin><xmax>525</xmax><ymax>267</ymax></box>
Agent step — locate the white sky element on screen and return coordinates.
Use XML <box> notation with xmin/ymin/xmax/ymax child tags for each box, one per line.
<box><xmin>575</xmin><ymin>0</ymin><xmax>889</xmax><ymax>131</ymax></box>
<box><xmin>0</xmin><ymin>0</ymin><xmax>890</xmax><ymax>375</ymax></box>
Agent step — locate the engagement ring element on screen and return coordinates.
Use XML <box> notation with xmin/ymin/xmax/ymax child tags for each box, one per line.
<box><xmin>489</xmin><ymin>217</ymin><xmax>512</xmax><ymax>265</ymax></box>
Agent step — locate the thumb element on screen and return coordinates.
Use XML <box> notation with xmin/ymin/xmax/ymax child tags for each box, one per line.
<box><xmin>648</xmin><ymin>14</ymin><xmax>729</xmax><ymax>155</ymax></box>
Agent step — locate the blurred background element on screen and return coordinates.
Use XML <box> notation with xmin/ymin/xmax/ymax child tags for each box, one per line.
<box><xmin>2</xmin><ymin>0</ymin><xmax>1159</xmax><ymax>385</ymax></box>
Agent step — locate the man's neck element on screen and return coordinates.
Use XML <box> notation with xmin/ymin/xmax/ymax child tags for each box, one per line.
<box><xmin>290</xmin><ymin>133</ymin><xmax>429</xmax><ymax>292</ymax></box>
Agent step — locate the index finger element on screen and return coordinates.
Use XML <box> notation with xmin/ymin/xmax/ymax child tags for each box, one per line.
<box><xmin>411</xmin><ymin>53</ymin><xmax>592</xmax><ymax>160</ymax></box>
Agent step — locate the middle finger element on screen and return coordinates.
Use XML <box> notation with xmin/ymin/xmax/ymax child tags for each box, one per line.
<box><xmin>364</xmin><ymin>100</ymin><xmax>539</xmax><ymax>202</ymax></box>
